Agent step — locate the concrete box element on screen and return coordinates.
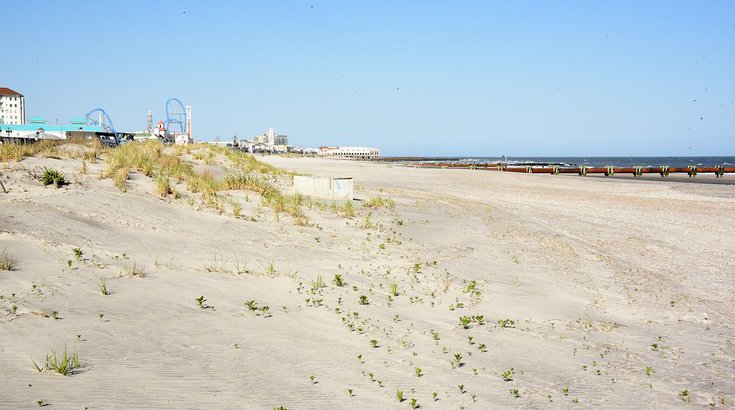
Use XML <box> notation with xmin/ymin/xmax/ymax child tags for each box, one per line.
<box><xmin>294</xmin><ymin>176</ymin><xmax>353</xmax><ymax>201</ymax></box>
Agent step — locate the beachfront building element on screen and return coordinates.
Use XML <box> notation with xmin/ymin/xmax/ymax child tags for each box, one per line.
<box><xmin>0</xmin><ymin>116</ymin><xmax>117</xmax><ymax>145</ymax></box>
<box><xmin>318</xmin><ymin>146</ymin><xmax>380</xmax><ymax>159</ymax></box>
<box><xmin>0</xmin><ymin>87</ymin><xmax>26</xmax><ymax>125</ymax></box>
<box><xmin>259</xmin><ymin>128</ymin><xmax>288</xmax><ymax>146</ymax></box>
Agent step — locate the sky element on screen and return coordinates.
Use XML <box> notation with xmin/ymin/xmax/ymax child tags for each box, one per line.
<box><xmin>4</xmin><ymin>1</ymin><xmax>734</xmax><ymax>156</ymax></box>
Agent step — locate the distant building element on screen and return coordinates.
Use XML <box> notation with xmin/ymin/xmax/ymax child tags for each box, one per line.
<box><xmin>260</xmin><ymin>127</ymin><xmax>288</xmax><ymax>146</ymax></box>
<box><xmin>318</xmin><ymin>146</ymin><xmax>380</xmax><ymax>159</ymax></box>
<box><xmin>0</xmin><ymin>117</ymin><xmax>112</xmax><ymax>145</ymax></box>
<box><xmin>0</xmin><ymin>87</ymin><xmax>26</xmax><ymax>125</ymax></box>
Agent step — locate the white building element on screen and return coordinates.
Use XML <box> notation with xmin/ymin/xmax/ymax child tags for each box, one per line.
<box><xmin>260</xmin><ymin>127</ymin><xmax>288</xmax><ymax>146</ymax></box>
<box><xmin>318</xmin><ymin>146</ymin><xmax>380</xmax><ymax>159</ymax></box>
<box><xmin>0</xmin><ymin>87</ymin><xmax>25</xmax><ymax>125</ymax></box>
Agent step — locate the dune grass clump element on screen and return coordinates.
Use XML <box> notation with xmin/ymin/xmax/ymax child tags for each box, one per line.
<box><xmin>311</xmin><ymin>274</ymin><xmax>326</xmax><ymax>292</ymax></box>
<box><xmin>121</xmin><ymin>259</ymin><xmax>145</xmax><ymax>277</ymax></box>
<box><xmin>32</xmin><ymin>346</ymin><xmax>81</xmax><ymax>376</ymax></box>
<box><xmin>222</xmin><ymin>173</ymin><xmax>279</xmax><ymax>197</ymax></box>
<box><xmin>103</xmin><ymin>142</ymin><xmax>307</xmax><ymax>223</ymax></box>
<box><xmin>98</xmin><ymin>278</ymin><xmax>110</xmax><ymax>296</ymax></box>
<box><xmin>112</xmin><ymin>167</ymin><xmax>129</xmax><ymax>192</ymax></box>
<box><xmin>0</xmin><ymin>248</ymin><xmax>16</xmax><ymax>271</ymax></box>
<box><xmin>220</xmin><ymin>147</ymin><xmax>284</xmax><ymax>175</ymax></box>
<box><xmin>330</xmin><ymin>200</ymin><xmax>355</xmax><ymax>218</ymax></box>
<box><xmin>156</xmin><ymin>174</ymin><xmax>173</xmax><ymax>197</ymax></box>
<box><xmin>221</xmin><ymin>173</ymin><xmax>306</xmax><ymax>224</ymax></box>
<box><xmin>363</xmin><ymin>196</ymin><xmax>395</xmax><ymax>209</ymax></box>
<box><xmin>41</xmin><ymin>168</ymin><xmax>65</xmax><ymax>187</ymax></box>
<box><xmin>104</xmin><ymin>140</ymin><xmax>193</xmax><ymax>193</ymax></box>
<box><xmin>1</xmin><ymin>140</ymin><xmax>62</xmax><ymax>163</ymax></box>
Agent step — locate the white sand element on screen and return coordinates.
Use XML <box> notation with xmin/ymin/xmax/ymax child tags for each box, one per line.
<box><xmin>1</xmin><ymin>151</ymin><xmax>734</xmax><ymax>409</ymax></box>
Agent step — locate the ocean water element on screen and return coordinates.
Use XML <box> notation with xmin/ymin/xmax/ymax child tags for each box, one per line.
<box><xmin>396</xmin><ymin>157</ymin><xmax>735</xmax><ymax>168</ymax></box>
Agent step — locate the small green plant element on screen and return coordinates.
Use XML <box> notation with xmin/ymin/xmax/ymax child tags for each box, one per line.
<box><xmin>432</xmin><ymin>392</ymin><xmax>438</xmax><ymax>401</ymax></box>
<box><xmin>51</xmin><ymin>311</ymin><xmax>59</xmax><ymax>320</ymax></box>
<box><xmin>67</xmin><ymin>260</ymin><xmax>73</xmax><ymax>268</ymax></box>
<box><xmin>562</xmin><ymin>387</ymin><xmax>569</xmax><ymax>396</ymax></box>
<box><xmin>645</xmin><ymin>366</ymin><xmax>655</xmax><ymax>388</ymax></box>
<box><xmin>510</xmin><ymin>388</ymin><xmax>520</xmax><ymax>399</ymax></box>
<box><xmin>195</xmin><ymin>296</ymin><xmax>207</xmax><ymax>309</ymax></box>
<box><xmin>498</xmin><ymin>318</ymin><xmax>516</xmax><ymax>328</ymax></box>
<box><xmin>410</xmin><ymin>398</ymin><xmax>419</xmax><ymax>409</ymax></box>
<box><xmin>679</xmin><ymin>389</ymin><xmax>690</xmax><ymax>403</ymax></box>
<box><xmin>0</xmin><ymin>248</ymin><xmax>16</xmax><ymax>271</ymax></box>
<box><xmin>359</xmin><ymin>295</ymin><xmax>369</xmax><ymax>305</ymax></box>
<box><xmin>308</xmin><ymin>375</ymin><xmax>317</xmax><ymax>384</ymax></box>
<box><xmin>98</xmin><ymin>312</ymin><xmax>104</xmax><ymax>320</ymax></box>
<box><xmin>370</xmin><ymin>339</ymin><xmax>379</xmax><ymax>348</ymax></box>
<box><xmin>32</xmin><ymin>345</ymin><xmax>80</xmax><ymax>376</ymax></box>
<box><xmin>347</xmin><ymin>389</ymin><xmax>353</xmax><ymax>397</ymax></box>
<box><xmin>459</xmin><ymin>316</ymin><xmax>472</xmax><ymax>329</ymax></box>
<box><xmin>274</xmin><ymin>407</ymin><xmax>288</xmax><ymax>410</ymax></box>
<box><xmin>72</xmin><ymin>247</ymin><xmax>83</xmax><ymax>262</ymax></box>
<box><xmin>311</xmin><ymin>274</ymin><xmax>326</xmax><ymax>292</ymax></box>
<box><xmin>458</xmin><ymin>384</ymin><xmax>466</xmax><ymax>394</ymax></box>
<box><xmin>651</xmin><ymin>343</ymin><xmax>659</xmax><ymax>351</ymax></box>
<box><xmin>36</xmin><ymin>399</ymin><xmax>48</xmax><ymax>407</ymax></box>
<box><xmin>244</xmin><ymin>300</ymin><xmax>258</xmax><ymax>311</ymax></box>
<box><xmin>397</xmin><ymin>390</ymin><xmax>405</xmax><ymax>402</ymax></box>
<box><xmin>414</xmin><ymin>367</ymin><xmax>423</xmax><ymax>377</ymax></box>
<box><xmin>98</xmin><ymin>278</ymin><xmax>110</xmax><ymax>296</ymax></box>
<box><xmin>467</xmin><ymin>335</ymin><xmax>474</xmax><ymax>344</ymax></box>
<box><xmin>501</xmin><ymin>368</ymin><xmax>514</xmax><ymax>381</ymax></box>
<box><xmin>333</xmin><ymin>274</ymin><xmax>346</xmax><ymax>287</ymax></box>
<box><xmin>453</xmin><ymin>352</ymin><xmax>463</xmax><ymax>368</ymax></box>
<box><xmin>478</xmin><ymin>343</ymin><xmax>487</xmax><ymax>352</ymax></box>
<box><xmin>389</xmin><ymin>283</ymin><xmax>398</xmax><ymax>297</ymax></box>
<box><xmin>11</xmin><ymin>305</ymin><xmax>18</xmax><ymax>315</ymax></box>
<box><xmin>41</xmin><ymin>168</ymin><xmax>65</xmax><ymax>187</ymax></box>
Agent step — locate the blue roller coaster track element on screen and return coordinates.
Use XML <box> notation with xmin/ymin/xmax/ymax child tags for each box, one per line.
<box><xmin>85</xmin><ymin>108</ymin><xmax>115</xmax><ymax>134</ymax></box>
<box><xmin>165</xmin><ymin>98</ymin><xmax>187</xmax><ymax>134</ymax></box>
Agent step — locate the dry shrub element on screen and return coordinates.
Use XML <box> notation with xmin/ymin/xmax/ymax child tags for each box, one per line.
<box><xmin>113</xmin><ymin>167</ymin><xmax>129</xmax><ymax>192</ymax></box>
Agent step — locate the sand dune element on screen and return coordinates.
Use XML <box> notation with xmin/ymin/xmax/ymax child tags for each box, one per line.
<box><xmin>1</xmin><ymin>146</ymin><xmax>733</xmax><ymax>409</ymax></box>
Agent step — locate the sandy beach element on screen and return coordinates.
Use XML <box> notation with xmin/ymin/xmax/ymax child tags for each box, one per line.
<box><xmin>1</xmin><ymin>144</ymin><xmax>734</xmax><ymax>409</ymax></box>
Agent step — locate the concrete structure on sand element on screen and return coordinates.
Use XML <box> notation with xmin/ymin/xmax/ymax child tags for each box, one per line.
<box><xmin>294</xmin><ymin>175</ymin><xmax>354</xmax><ymax>201</ymax></box>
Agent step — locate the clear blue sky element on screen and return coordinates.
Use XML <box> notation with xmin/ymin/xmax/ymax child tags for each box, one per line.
<box><xmin>5</xmin><ymin>1</ymin><xmax>734</xmax><ymax>156</ymax></box>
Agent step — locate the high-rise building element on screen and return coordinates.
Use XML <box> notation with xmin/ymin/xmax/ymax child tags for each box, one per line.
<box><xmin>266</xmin><ymin>127</ymin><xmax>276</xmax><ymax>145</ymax></box>
<box><xmin>0</xmin><ymin>87</ymin><xmax>25</xmax><ymax>125</ymax></box>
